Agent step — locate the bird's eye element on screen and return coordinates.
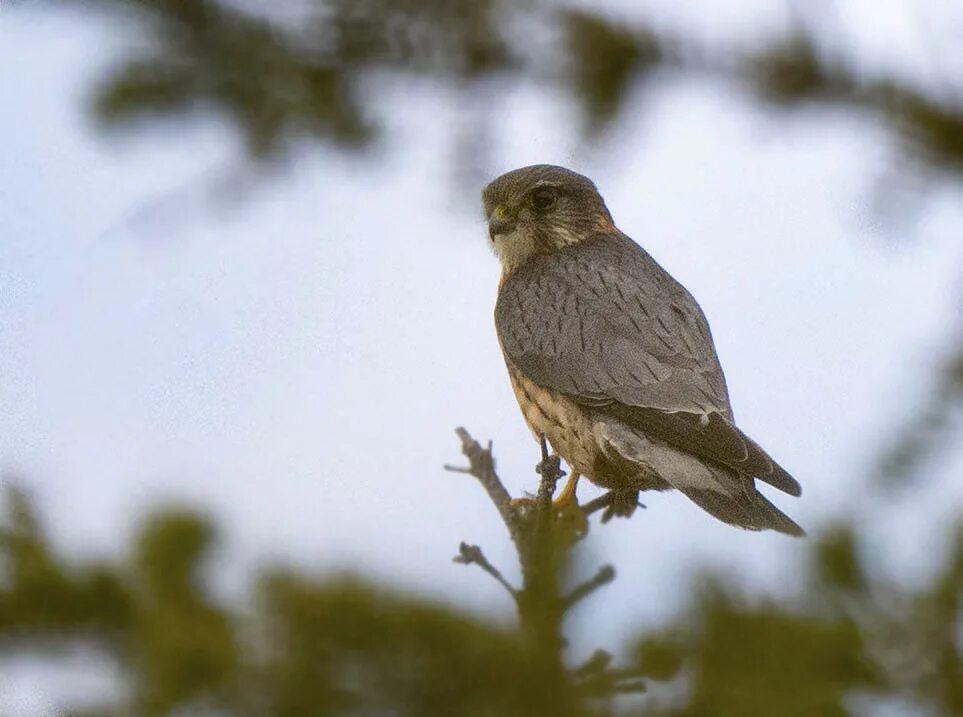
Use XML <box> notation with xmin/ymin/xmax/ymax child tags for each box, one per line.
<box><xmin>530</xmin><ymin>187</ymin><xmax>557</xmax><ymax>211</ymax></box>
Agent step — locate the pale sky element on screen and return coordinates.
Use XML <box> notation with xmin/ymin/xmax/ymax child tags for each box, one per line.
<box><xmin>1</xmin><ymin>1</ymin><xmax>962</xmax><ymax>714</ymax></box>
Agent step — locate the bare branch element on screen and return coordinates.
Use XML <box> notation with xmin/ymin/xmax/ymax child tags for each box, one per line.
<box><xmin>577</xmin><ymin>676</ymin><xmax>648</xmax><ymax>697</ymax></box>
<box><xmin>574</xmin><ymin>656</ymin><xmax>649</xmax><ymax>697</ymax></box>
<box><xmin>535</xmin><ymin>434</ymin><xmax>565</xmax><ymax>503</ymax></box>
<box><xmin>572</xmin><ymin>649</ymin><xmax>612</xmax><ymax>677</ymax></box>
<box><xmin>447</xmin><ymin>427</ymin><xmax>646</xmax><ymax>707</ymax></box>
<box><xmin>447</xmin><ymin>427</ymin><xmax>521</xmax><ymax>546</ymax></box>
<box><xmin>531</xmin><ymin>434</ymin><xmax>566</xmax><ymax>536</ymax></box>
<box><xmin>563</xmin><ymin>564</ymin><xmax>616</xmax><ymax>611</ymax></box>
<box><xmin>453</xmin><ymin>542</ymin><xmax>518</xmax><ymax>601</ymax></box>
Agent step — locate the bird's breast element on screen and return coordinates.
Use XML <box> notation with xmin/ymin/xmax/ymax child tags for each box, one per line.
<box><xmin>505</xmin><ymin>362</ymin><xmax>601</xmax><ymax>477</ymax></box>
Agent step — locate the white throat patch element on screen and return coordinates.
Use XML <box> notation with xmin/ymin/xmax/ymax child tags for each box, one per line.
<box><xmin>492</xmin><ymin>227</ymin><xmax>538</xmax><ymax>275</ymax></box>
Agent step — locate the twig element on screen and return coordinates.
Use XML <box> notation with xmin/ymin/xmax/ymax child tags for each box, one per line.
<box><xmin>534</xmin><ymin>434</ymin><xmax>565</xmax><ymax>506</ymax></box>
<box><xmin>454</xmin><ymin>542</ymin><xmax>518</xmax><ymax>601</ymax></box>
<box><xmin>446</xmin><ymin>427</ymin><xmax>648</xmax><ymax>706</ymax></box>
<box><xmin>577</xmin><ymin>675</ymin><xmax>648</xmax><ymax>697</ymax></box>
<box><xmin>572</xmin><ymin>649</ymin><xmax>612</xmax><ymax>677</ymax></box>
<box><xmin>445</xmin><ymin>427</ymin><xmax>521</xmax><ymax>546</ymax></box>
<box><xmin>562</xmin><ymin>564</ymin><xmax>616</xmax><ymax>610</ymax></box>
<box><xmin>533</xmin><ymin>434</ymin><xmax>565</xmax><ymax>536</ymax></box>
<box><xmin>573</xmin><ymin>651</ymin><xmax>649</xmax><ymax>697</ymax></box>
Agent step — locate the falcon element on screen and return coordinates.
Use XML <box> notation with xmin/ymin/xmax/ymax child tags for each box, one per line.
<box><xmin>483</xmin><ymin>164</ymin><xmax>803</xmax><ymax>536</ymax></box>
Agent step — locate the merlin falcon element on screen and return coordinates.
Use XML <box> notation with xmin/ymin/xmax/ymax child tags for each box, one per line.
<box><xmin>483</xmin><ymin>164</ymin><xmax>803</xmax><ymax>536</ymax></box>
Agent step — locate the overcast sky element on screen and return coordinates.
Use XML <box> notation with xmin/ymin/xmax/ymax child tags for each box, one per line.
<box><xmin>1</xmin><ymin>1</ymin><xmax>962</xmax><ymax>713</ymax></box>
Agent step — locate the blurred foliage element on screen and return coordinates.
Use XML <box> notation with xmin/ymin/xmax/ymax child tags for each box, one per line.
<box><xmin>878</xmin><ymin>348</ymin><xmax>963</xmax><ymax>489</ymax></box>
<box><xmin>0</xmin><ymin>485</ymin><xmax>580</xmax><ymax>716</ymax></box>
<box><xmin>561</xmin><ymin>9</ymin><xmax>660</xmax><ymax>134</ymax></box>
<box><xmin>48</xmin><ymin>0</ymin><xmax>962</xmax><ymax>177</ymax></box>
<box><xmin>3</xmin><ymin>486</ymin><xmax>963</xmax><ymax>716</ymax></box>
<box><xmin>5</xmin><ymin>1</ymin><xmax>962</xmax><ymax>713</ymax></box>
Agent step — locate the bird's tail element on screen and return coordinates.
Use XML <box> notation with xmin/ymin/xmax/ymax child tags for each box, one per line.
<box><xmin>676</xmin><ymin>476</ymin><xmax>805</xmax><ymax>537</ymax></box>
<box><xmin>598</xmin><ymin>420</ymin><xmax>805</xmax><ymax>536</ymax></box>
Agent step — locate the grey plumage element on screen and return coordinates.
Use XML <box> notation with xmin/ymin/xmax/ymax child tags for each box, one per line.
<box><xmin>491</xmin><ymin>202</ymin><xmax>803</xmax><ymax>535</ymax></box>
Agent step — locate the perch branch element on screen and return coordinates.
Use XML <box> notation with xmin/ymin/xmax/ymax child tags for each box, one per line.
<box><xmin>447</xmin><ymin>427</ymin><xmax>650</xmax><ymax>705</ymax></box>
<box><xmin>535</xmin><ymin>434</ymin><xmax>565</xmax><ymax>501</ymax></box>
<box><xmin>533</xmin><ymin>434</ymin><xmax>565</xmax><ymax>534</ymax></box>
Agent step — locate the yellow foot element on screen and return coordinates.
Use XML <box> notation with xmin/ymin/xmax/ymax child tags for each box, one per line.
<box><xmin>554</xmin><ymin>473</ymin><xmax>588</xmax><ymax>539</ymax></box>
<box><xmin>510</xmin><ymin>473</ymin><xmax>588</xmax><ymax>540</ymax></box>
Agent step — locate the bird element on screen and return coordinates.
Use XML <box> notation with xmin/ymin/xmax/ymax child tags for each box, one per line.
<box><xmin>483</xmin><ymin>164</ymin><xmax>803</xmax><ymax>536</ymax></box>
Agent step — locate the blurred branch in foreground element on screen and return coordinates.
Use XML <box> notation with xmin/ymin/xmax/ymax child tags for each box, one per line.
<box><xmin>444</xmin><ymin>427</ymin><xmax>645</xmax><ymax>714</ymax></box>
<box><xmin>3</xmin><ymin>426</ymin><xmax>963</xmax><ymax>714</ymax></box>
<box><xmin>877</xmin><ymin>346</ymin><xmax>963</xmax><ymax>490</ymax></box>
<box><xmin>0</xmin><ymin>482</ymin><xmax>553</xmax><ymax>716</ymax></box>
<box><xmin>47</xmin><ymin>0</ymin><xmax>963</xmax><ymax>182</ymax></box>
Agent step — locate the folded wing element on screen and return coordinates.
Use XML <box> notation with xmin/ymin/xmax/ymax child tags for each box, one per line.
<box><xmin>495</xmin><ymin>232</ymin><xmax>801</xmax><ymax>498</ymax></box>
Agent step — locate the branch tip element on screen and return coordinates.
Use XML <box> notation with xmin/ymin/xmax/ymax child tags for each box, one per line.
<box><xmin>447</xmin><ymin>427</ymin><xmax>519</xmax><ymax>544</ymax></box>
<box><xmin>453</xmin><ymin>541</ymin><xmax>518</xmax><ymax>600</ymax></box>
<box><xmin>563</xmin><ymin>564</ymin><xmax>616</xmax><ymax>610</ymax></box>
<box><xmin>572</xmin><ymin>649</ymin><xmax>612</xmax><ymax>677</ymax></box>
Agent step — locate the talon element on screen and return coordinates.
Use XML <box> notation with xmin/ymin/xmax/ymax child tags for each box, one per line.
<box><xmin>553</xmin><ymin>473</ymin><xmax>588</xmax><ymax>539</ymax></box>
<box><xmin>511</xmin><ymin>474</ymin><xmax>589</xmax><ymax>539</ymax></box>
<box><xmin>601</xmin><ymin>488</ymin><xmax>640</xmax><ymax>522</ymax></box>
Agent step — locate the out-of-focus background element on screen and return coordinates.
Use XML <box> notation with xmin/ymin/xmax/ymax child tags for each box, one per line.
<box><xmin>1</xmin><ymin>0</ymin><xmax>961</xmax><ymax>715</ymax></box>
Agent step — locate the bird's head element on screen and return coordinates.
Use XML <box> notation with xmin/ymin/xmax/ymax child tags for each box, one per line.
<box><xmin>482</xmin><ymin>164</ymin><xmax>615</xmax><ymax>274</ymax></box>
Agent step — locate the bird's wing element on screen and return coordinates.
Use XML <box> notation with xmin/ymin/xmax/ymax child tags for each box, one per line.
<box><xmin>495</xmin><ymin>233</ymin><xmax>800</xmax><ymax>496</ymax></box>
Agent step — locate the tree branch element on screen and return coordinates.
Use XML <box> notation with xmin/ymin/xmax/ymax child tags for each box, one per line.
<box><xmin>563</xmin><ymin>564</ymin><xmax>616</xmax><ymax>611</ymax></box>
<box><xmin>445</xmin><ymin>426</ymin><xmax>522</xmax><ymax>548</ymax></box>
<box><xmin>446</xmin><ymin>426</ymin><xmax>647</xmax><ymax>712</ymax></box>
<box><xmin>453</xmin><ymin>541</ymin><xmax>518</xmax><ymax>601</ymax></box>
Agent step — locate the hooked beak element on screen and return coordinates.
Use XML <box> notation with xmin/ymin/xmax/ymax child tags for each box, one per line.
<box><xmin>488</xmin><ymin>205</ymin><xmax>516</xmax><ymax>241</ymax></box>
